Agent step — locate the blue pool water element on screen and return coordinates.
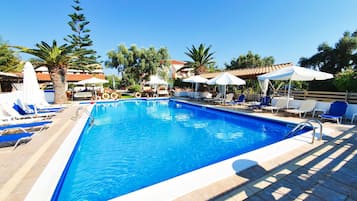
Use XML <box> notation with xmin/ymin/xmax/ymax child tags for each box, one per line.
<box><xmin>54</xmin><ymin>100</ymin><xmax>307</xmax><ymax>200</ymax></box>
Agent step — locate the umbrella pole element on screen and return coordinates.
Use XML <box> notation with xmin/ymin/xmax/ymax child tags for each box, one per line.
<box><xmin>224</xmin><ymin>85</ymin><xmax>227</xmax><ymax>102</ymax></box>
<box><xmin>287</xmin><ymin>80</ymin><xmax>292</xmax><ymax>108</ymax></box>
<box><xmin>93</xmin><ymin>84</ymin><xmax>96</xmax><ymax>100</ymax></box>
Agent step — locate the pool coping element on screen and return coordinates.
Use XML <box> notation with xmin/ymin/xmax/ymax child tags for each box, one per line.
<box><xmin>23</xmin><ymin>99</ymin><xmax>335</xmax><ymax>201</ymax></box>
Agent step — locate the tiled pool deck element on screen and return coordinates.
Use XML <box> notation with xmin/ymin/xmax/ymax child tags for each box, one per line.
<box><xmin>0</xmin><ymin>101</ymin><xmax>355</xmax><ymax>201</ymax></box>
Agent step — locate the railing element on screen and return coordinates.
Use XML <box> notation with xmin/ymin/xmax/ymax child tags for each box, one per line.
<box><xmin>72</xmin><ymin>106</ymin><xmax>94</xmax><ymax>126</ymax></box>
<box><xmin>276</xmin><ymin>90</ymin><xmax>357</xmax><ymax>104</ymax></box>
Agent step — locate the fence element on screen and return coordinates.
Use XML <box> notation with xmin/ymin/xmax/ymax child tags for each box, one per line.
<box><xmin>275</xmin><ymin>90</ymin><xmax>357</xmax><ymax>104</ymax></box>
<box><xmin>245</xmin><ymin>90</ymin><xmax>357</xmax><ymax>104</ymax></box>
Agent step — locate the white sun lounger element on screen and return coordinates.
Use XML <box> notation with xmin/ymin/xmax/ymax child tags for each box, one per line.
<box><xmin>262</xmin><ymin>98</ymin><xmax>288</xmax><ymax>113</ymax></box>
<box><xmin>0</xmin><ymin>102</ymin><xmax>55</xmax><ymax>120</ymax></box>
<box><xmin>285</xmin><ymin>100</ymin><xmax>317</xmax><ymax>118</ymax></box>
<box><xmin>204</xmin><ymin>93</ymin><xmax>222</xmax><ymax>103</ymax></box>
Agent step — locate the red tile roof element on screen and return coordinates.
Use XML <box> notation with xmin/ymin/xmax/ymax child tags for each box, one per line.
<box><xmin>36</xmin><ymin>73</ymin><xmax>105</xmax><ymax>82</ymax></box>
<box><xmin>171</xmin><ymin>60</ymin><xmax>185</xmax><ymax>65</ymax></box>
<box><xmin>200</xmin><ymin>62</ymin><xmax>293</xmax><ymax>79</ymax></box>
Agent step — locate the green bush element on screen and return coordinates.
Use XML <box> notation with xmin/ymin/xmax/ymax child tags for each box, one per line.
<box><xmin>334</xmin><ymin>68</ymin><xmax>357</xmax><ymax>92</ymax></box>
<box><xmin>127</xmin><ymin>84</ymin><xmax>141</xmax><ymax>92</ymax></box>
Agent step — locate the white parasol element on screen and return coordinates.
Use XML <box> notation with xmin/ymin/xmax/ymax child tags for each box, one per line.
<box><xmin>257</xmin><ymin>65</ymin><xmax>333</xmax><ymax>106</ymax></box>
<box><xmin>183</xmin><ymin>75</ymin><xmax>208</xmax><ymax>96</ymax></box>
<box><xmin>77</xmin><ymin>77</ymin><xmax>109</xmax><ymax>85</ymax></box>
<box><xmin>207</xmin><ymin>72</ymin><xmax>246</xmax><ymax>99</ymax></box>
<box><xmin>146</xmin><ymin>75</ymin><xmax>168</xmax><ymax>85</ymax></box>
<box><xmin>23</xmin><ymin>61</ymin><xmax>46</xmax><ymax>106</ymax></box>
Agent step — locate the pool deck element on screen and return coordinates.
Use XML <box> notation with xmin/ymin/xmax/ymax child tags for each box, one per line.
<box><xmin>0</xmin><ymin>101</ymin><xmax>356</xmax><ymax>201</ymax></box>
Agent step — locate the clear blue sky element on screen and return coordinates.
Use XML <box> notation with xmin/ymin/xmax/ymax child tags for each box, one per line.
<box><xmin>1</xmin><ymin>0</ymin><xmax>357</xmax><ymax>75</ymax></box>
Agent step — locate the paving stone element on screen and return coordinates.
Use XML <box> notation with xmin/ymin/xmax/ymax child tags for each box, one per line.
<box><xmin>330</xmin><ymin>171</ymin><xmax>357</xmax><ymax>187</ymax></box>
<box><xmin>336</xmin><ymin>166</ymin><xmax>357</xmax><ymax>179</ymax></box>
<box><xmin>237</xmin><ymin>165</ymin><xmax>268</xmax><ymax>181</ymax></box>
<box><xmin>264</xmin><ymin>178</ymin><xmax>305</xmax><ymax>199</ymax></box>
<box><xmin>345</xmin><ymin>198</ymin><xmax>357</xmax><ymax>201</ymax></box>
<box><xmin>284</xmin><ymin>168</ymin><xmax>323</xmax><ymax>189</ymax></box>
<box><xmin>351</xmin><ymin>189</ymin><xmax>357</xmax><ymax>201</ymax></box>
<box><xmin>298</xmin><ymin>193</ymin><xmax>323</xmax><ymax>201</ymax></box>
<box><xmin>253</xmin><ymin>190</ymin><xmax>278</xmax><ymax>200</ymax></box>
<box><xmin>344</xmin><ymin>161</ymin><xmax>357</xmax><ymax>171</ymax></box>
<box><xmin>243</xmin><ymin>194</ymin><xmax>266</xmax><ymax>201</ymax></box>
<box><xmin>284</xmin><ymin>174</ymin><xmax>313</xmax><ymax>191</ymax></box>
<box><xmin>311</xmin><ymin>184</ymin><xmax>347</xmax><ymax>201</ymax></box>
<box><xmin>319</xmin><ymin>176</ymin><xmax>354</xmax><ymax>196</ymax></box>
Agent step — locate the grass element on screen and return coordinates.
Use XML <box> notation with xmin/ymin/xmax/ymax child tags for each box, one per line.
<box><xmin>121</xmin><ymin>94</ymin><xmax>134</xmax><ymax>99</ymax></box>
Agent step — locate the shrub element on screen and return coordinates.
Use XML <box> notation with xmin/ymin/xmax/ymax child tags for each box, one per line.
<box><xmin>127</xmin><ymin>84</ymin><xmax>141</xmax><ymax>92</ymax></box>
<box><xmin>334</xmin><ymin>68</ymin><xmax>357</xmax><ymax>92</ymax></box>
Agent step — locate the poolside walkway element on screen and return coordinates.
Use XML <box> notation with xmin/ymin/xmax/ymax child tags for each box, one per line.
<box><xmin>0</xmin><ymin>104</ymin><xmax>86</xmax><ymax>201</ymax></box>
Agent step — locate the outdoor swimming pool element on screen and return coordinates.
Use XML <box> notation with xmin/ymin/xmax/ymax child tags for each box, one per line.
<box><xmin>52</xmin><ymin>99</ymin><xmax>309</xmax><ymax>200</ymax></box>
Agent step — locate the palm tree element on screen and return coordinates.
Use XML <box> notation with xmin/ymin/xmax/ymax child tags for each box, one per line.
<box><xmin>181</xmin><ymin>44</ymin><xmax>215</xmax><ymax>75</ymax></box>
<box><xmin>15</xmin><ymin>40</ymin><xmax>73</xmax><ymax>104</ymax></box>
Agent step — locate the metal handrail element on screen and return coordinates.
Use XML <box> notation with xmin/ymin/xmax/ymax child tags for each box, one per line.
<box><xmin>305</xmin><ymin>119</ymin><xmax>323</xmax><ymax>141</ymax></box>
<box><xmin>285</xmin><ymin>118</ymin><xmax>323</xmax><ymax>144</ymax></box>
<box><xmin>72</xmin><ymin>106</ymin><xmax>94</xmax><ymax>126</ymax></box>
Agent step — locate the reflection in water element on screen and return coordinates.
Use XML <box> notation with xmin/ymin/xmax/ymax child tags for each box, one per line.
<box><xmin>145</xmin><ymin>100</ymin><xmax>173</xmax><ymax>121</ymax></box>
<box><xmin>215</xmin><ymin>131</ymin><xmax>243</xmax><ymax>140</ymax></box>
<box><xmin>175</xmin><ymin>113</ymin><xmax>190</xmax><ymax>121</ymax></box>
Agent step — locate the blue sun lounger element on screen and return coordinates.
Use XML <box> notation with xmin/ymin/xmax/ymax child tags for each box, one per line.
<box><xmin>13</xmin><ymin>104</ymin><xmax>58</xmax><ymax>115</ymax></box>
<box><xmin>12</xmin><ymin>103</ymin><xmax>56</xmax><ymax>118</ymax></box>
<box><xmin>0</xmin><ymin>120</ymin><xmax>52</xmax><ymax>132</ymax></box>
<box><xmin>319</xmin><ymin>101</ymin><xmax>348</xmax><ymax>124</ymax></box>
<box><xmin>0</xmin><ymin>132</ymin><xmax>33</xmax><ymax>149</ymax></box>
<box><xmin>28</xmin><ymin>105</ymin><xmax>64</xmax><ymax>113</ymax></box>
<box><xmin>248</xmin><ymin>96</ymin><xmax>271</xmax><ymax>109</ymax></box>
<box><xmin>230</xmin><ymin>94</ymin><xmax>245</xmax><ymax>105</ymax></box>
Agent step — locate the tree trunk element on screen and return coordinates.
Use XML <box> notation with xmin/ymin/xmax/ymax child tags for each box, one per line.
<box><xmin>195</xmin><ymin>65</ymin><xmax>207</xmax><ymax>75</ymax></box>
<box><xmin>49</xmin><ymin>67</ymin><xmax>67</xmax><ymax>104</ymax></box>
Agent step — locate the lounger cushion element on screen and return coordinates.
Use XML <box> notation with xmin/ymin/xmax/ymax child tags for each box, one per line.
<box><xmin>0</xmin><ymin>120</ymin><xmax>52</xmax><ymax>131</ymax></box>
<box><xmin>0</xmin><ymin>132</ymin><xmax>33</xmax><ymax>148</ymax></box>
<box><xmin>320</xmin><ymin>114</ymin><xmax>341</xmax><ymax>119</ymax></box>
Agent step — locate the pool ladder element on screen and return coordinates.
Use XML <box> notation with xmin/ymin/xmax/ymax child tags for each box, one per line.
<box><xmin>72</xmin><ymin>106</ymin><xmax>95</xmax><ymax>126</ymax></box>
<box><xmin>285</xmin><ymin>119</ymin><xmax>323</xmax><ymax>144</ymax></box>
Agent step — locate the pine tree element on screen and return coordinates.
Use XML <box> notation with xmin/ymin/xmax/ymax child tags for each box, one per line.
<box><xmin>0</xmin><ymin>42</ymin><xmax>22</xmax><ymax>72</ymax></box>
<box><xmin>65</xmin><ymin>0</ymin><xmax>100</xmax><ymax>71</ymax></box>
